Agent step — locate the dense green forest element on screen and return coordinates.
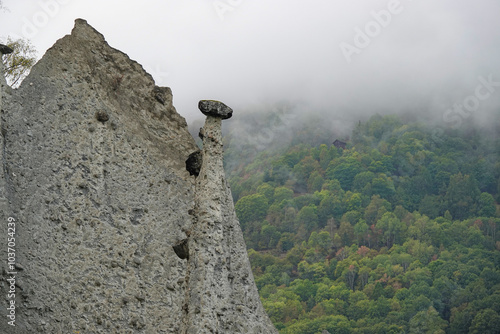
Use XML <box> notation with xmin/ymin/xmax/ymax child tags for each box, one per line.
<box><xmin>223</xmin><ymin>111</ymin><xmax>500</xmax><ymax>333</ymax></box>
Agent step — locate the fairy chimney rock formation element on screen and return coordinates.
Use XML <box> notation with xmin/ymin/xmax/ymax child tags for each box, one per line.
<box><xmin>180</xmin><ymin>102</ymin><xmax>276</xmax><ymax>333</ymax></box>
<box><xmin>0</xmin><ymin>19</ymin><xmax>276</xmax><ymax>334</ymax></box>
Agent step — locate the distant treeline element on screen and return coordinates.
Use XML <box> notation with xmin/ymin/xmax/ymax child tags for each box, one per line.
<box><xmin>224</xmin><ymin>113</ymin><xmax>500</xmax><ymax>333</ymax></box>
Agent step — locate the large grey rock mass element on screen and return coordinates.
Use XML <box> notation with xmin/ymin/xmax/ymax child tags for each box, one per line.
<box><xmin>198</xmin><ymin>100</ymin><xmax>233</xmax><ymax>119</ymax></box>
<box><xmin>0</xmin><ymin>19</ymin><xmax>276</xmax><ymax>334</ymax></box>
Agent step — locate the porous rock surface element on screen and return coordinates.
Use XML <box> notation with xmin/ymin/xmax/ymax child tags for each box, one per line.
<box><xmin>0</xmin><ymin>19</ymin><xmax>276</xmax><ymax>334</ymax></box>
<box><xmin>182</xmin><ymin>114</ymin><xmax>275</xmax><ymax>333</ymax></box>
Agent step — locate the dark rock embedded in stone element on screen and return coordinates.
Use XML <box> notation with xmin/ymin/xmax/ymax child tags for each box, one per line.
<box><xmin>153</xmin><ymin>86</ymin><xmax>168</xmax><ymax>105</ymax></box>
<box><xmin>95</xmin><ymin>110</ymin><xmax>109</xmax><ymax>122</ymax></box>
<box><xmin>198</xmin><ymin>100</ymin><xmax>233</xmax><ymax>119</ymax></box>
<box><xmin>185</xmin><ymin>150</ymin><xmax>202</xmax><ymax>177</ymax></box>
<box><xmin>0</xmin><ymin>44</ymin><xmax>13</xmax><ymax>55</ymax></box>
<box><xmin>173</xmin><ymin>239</ymin><xmax>189</xmax><ymax>260</ymax></box>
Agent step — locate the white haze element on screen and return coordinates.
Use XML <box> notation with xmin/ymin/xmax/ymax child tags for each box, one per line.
<box><xmin>1</xmin><ymin>0</ymin><xmax>499</xmax><ymax>130</ymax></box>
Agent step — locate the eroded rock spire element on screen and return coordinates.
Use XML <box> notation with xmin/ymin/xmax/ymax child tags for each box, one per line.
<box><xmin>181</xmin><ymin>101</ymin><xmax>277</xmax><ymax>333</ymax></box>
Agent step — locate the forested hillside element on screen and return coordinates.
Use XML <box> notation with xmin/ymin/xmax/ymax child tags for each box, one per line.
<box><xmin>223</xmin><ymin>111</ymin><xmax>500</xmax><ymax>333</ymax></box>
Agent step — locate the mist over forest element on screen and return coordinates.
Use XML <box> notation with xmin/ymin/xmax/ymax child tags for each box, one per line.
<box><xmin>220</xmin><ymin>108</ymin><xmax>500</xmax><ymax>333</ymax></box>
<box><xmin>187</xmin><ymin>97</ymin><xmax>500</xmax><ymax>179</ymax></box>
<box><xmin>3</xmin><ymin>1</ymin><xmax>500</xmax><ymax>126</ymax></box>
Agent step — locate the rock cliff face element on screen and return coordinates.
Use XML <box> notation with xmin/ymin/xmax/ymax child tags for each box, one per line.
<box><xmin>0</xmin><ymin>19</ymin><xmax>276</xmax><ymax>333</ymax></box>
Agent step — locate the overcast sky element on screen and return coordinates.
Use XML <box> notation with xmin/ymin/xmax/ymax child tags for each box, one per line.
<box><xmin>1</xmin><ymin>0</ymin><xmax>500</xmax><ymax>127</ymax></box>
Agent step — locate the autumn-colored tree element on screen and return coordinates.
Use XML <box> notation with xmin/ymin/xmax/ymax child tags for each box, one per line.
<box><xmin>1</xmin><ymin>37</ymin><xmax>38</xmax><ymax>87</ymax></box>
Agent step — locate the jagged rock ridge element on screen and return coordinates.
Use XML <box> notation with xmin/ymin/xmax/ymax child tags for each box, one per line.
<box><xmin>0</xmin><ymin>19</ymin><xmax>276</xmax><ymax>333</ymax></box>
